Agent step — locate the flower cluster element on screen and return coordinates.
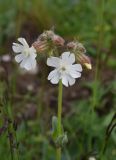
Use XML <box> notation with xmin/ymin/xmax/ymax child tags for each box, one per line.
<box><xmin>12</xmin><ymin>30</ymin><xmax>91</xmax><ymax>87</ymax></box>
<box><xmin>12</xmin><ymin>30</ymin><xmax>92</xmax><ymax>158</ymax></box>
<box><xmin>32</xmin><ymin>30</ymin><xmax>65</xmax><ymax>54</ymax></box>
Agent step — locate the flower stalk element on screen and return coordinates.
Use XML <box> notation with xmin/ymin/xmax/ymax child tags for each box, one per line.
<box><xmin>57</xmin><ymin>80</ymin><xmax>63</xmax><ymax>160</ymax></box>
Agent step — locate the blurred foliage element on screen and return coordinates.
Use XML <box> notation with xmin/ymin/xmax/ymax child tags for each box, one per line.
<box><xmin>0</xmin><ymin>0</ymin><xmax>116</xmax><ymax>160</ymax></box>
<box><xmin>0</xmin><ymin>0</ymin><xmax>116</xmax><ymax>54</ymax></box>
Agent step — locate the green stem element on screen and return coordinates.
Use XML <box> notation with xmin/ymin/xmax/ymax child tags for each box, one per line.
<box><xmin>89</xmin><ymin>0</ymin><xmax>105</xmax><ymax>152</ymax></box>
<box><xmin>57</xmin><ymin>80</ymin><xmax>63</xmax><ymax>160</ymax></box>
<box><xmin>58</xmin><ymin>80</ymin><xmax>63</xmax><ymax>135</ymax></box>
<box><xmin>16</xmin><ymin>0</ymin><xmax>23</xmax><ymax>37</ymax></box>
<box><xmin>92</xmin><ymin>0</ymin><xmax>105</xmax><ymax>110</ymax></box>
<box><xmin>57</xmin><ymin>148</ymin><xmax>61</xmax><ymax>160</ymax></box>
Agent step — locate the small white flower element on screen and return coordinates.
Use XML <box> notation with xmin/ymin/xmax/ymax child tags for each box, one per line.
<box><xmin>12</xmin><ymin>37</ymin><xmax>37</xmax><ymax>70</ymax></box>
<box><xmin>47</xmin><ymin>52</ymin><xmax>82</xmax><ymax>87</ymax></box>
<box><xmin>89</xmin><ymin>157</ymin><xmax>96</xmax><ymax>160</ymax></box>
<box><xmin>2</xmin><ymin>54</ymin><xmax>11</xmax><ymax>62</ymax></box>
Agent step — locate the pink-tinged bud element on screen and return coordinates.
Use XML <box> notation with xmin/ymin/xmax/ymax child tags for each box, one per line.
<box><xmin>32</xmin><ymin>30</ymin><xmax>65</xmax><ymax>54</ymax></box>
<box><xmin>38</xmin><ymin>30</ymin><xmax>65</xmax><ymax>46</ymax></box>
<box><xmin>77</xmin><ymin>53</ymin><xmax>92</xmax><ymax>70</ymax></box>
<box><xmin>67</xmin><ymin>41</ymin><xmax>92</xmax><ymax>69</ymax></box>
<box><xmin>52</xmin><ymin>35</ymin><xmax>65</xmax><ymax>46</ymax></box>
<box><xmin>32</xmin><ymin>40</ymin><xmax>48</xmax><ymax>53</ymax></box>
<box><xmin>76</xmin><ymin>42</ymin><xmax>86</xmax><ymax>54</ymax></box>
<box><xmin>67</xmin><ymin>41</ymin><xmax>86</xmax><ymax>53</ymax></box>
<box><xmin>37</xmin><ymin>30</ymin><xmax>54</xmax><ymax>42</ymax></box>
<box><xmin>67</xmin><ymin>42</ymin><xmax>77</xmax><ymax>50</ymax></box>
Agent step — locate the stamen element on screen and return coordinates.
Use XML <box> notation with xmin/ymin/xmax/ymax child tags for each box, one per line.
<box><xmin>61</xmin><ymin>67</ymin><xmax>66</xmax><ymax>71</ymax></box>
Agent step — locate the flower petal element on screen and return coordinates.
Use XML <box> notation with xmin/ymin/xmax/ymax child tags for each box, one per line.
<box><xmin>61</xmin><ymin>74</ymin><xmax>69</xmax><ymax>87</ymax></box>
<box><xmin>18</xmin><ymin>38</ymin><xmax>29</xmax><ymax>47</ymax></box>
<box><xmin>20</xmin><ymin>58</ymin><xmax>28</xmax><ymax>68</ymax></box>
<box><xmin>69</xmin><ymin>70</ymin><xmax>81</xmax><ymax>78</ymax></box>
<box><xmin>67</xmin><ymin>75</ymin><xmax>76</xmax><ymax>86</ymax></box>
<box><xmin>50</xmin><ymin>77</ymin><xmax>59</xmax><ymax>84</ymax></box>
<box><xmin>29</xmin><ymin>46</ymin><xmax>36</xmax><ymax>54</ymax></box>
<box><xmin>48</xmin><ymin>69</ymin><xmax>60</xmax><ymax>84</ymax></box>
<box><xmin>47</xmin><ymin>57</ymin><xmax>60</xmax><ymax>67</ymax></box>
<box><xmin>61</xmin><ymin>52</ymin><xmax>75</xmax><ymax>64</ymax></box>
<box><xmin>48</xmin><ymin>69</ymin><xmax>58</xmax><ymax>80</ymax></box>
<box><xmin>69</xmin><ymin>53</ymin><xmax>75</xmax><ymax>64</ymax></box>
<box><xmin>15</xmin><ymin>53</ymin><xmax>25</xmax><ymax>63</ymax></box>
<box><xmin>20</xmin><ymin>57</ymin><xmax>36</xmax><ymax>70</ymax></box>
<box><xmin>50</xmin><ymin>73</ymin><xmax>60</xmax><ymax>84</ymax></box>
<box><xmin>24</xmin><ymin>58</ymin><xmax>36</xmax><ymax>70</ymax></box>
<box><xmin>61</xmin><ymin>52</ymin><xmax>70</xmax><ymax>59</ymax></box>
<box><xmin>12</xmin><ymin>43</ymin><xmax>23</xmax><ymax>53</ymax></box>
<box><xmin>71</xmin><ymin>64</ymin><xmax>82</xmax><ymax>72</ymax></box>
<box><xmin>30</xmin><ymin>52</ymin><xmax>37</xmax><ymax>59</ymax></box>
<box><xmin>61</xmin><ymin>52</ymin><xmax>70</xmax><ymax>64</ymax></box>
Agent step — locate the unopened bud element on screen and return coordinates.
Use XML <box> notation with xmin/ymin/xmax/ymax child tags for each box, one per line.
<box><xmin>77</xmin><ymin>53</ymin><xmax>92</xmax><ymax>70</ymax></box>
<box><xmin>39</xmin><ymin>30</ymin><xmax>54</xmax><ymax>41</ymax></box>
<box><xmin>84</xmin><ymin>63</ymin><xmax>92</xmax><ymax>70</ymax></box>
<box><xmin>32</xmin><ymin>40</ymin><xmax>48</xmax><ymax>53</ymax></box>
<box><xmin>67</xmin><ymin>41</ymin><xmax>77</xmax><ymax>50</ymax></box>
<box><xmin>52</xmin><ymin>35</ymin><xmax>65</xmax><ymax>46</ymax></box>
<box><xmin>32</xmin><ymin>30</ymin><xmax>65</xmax><ymax>54</ymax></box>
<box><xmin>67</xmin><ymin>41</ymin><xmax>86</xmax><ymax>54</ymax></box>
<box><xmin>67</xmin><ymin>41</ymin><xmax>91</xmax><ymax>69</ymax></box>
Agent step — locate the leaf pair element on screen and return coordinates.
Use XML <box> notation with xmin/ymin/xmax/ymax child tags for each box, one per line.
<box><xmin>51</xmin><ymin>116</ymin><xmax>68</xmax><ymax>147</ymax></box>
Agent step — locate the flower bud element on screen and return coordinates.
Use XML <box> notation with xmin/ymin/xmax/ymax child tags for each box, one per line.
<box><xmin>52</xmin><ymin>34</ymin><xmax>65</xmax><ymax>46</ymax></box>
<box><xmin>32</xmin><ymin>40</ymin><xmax>48</xmax><ymax>53</ymax></box>
<box><xmin>67</xmin><ymin>41</ymin><xmax>77</xmax><ymax>50</ymax></box>
<box><xmin>32</xmin><ymin>30</ymin><xmax>65</xmax><ymax>54</ymax></box>
<box><xmin>39</xmin><ymin>30</ymin><xmax>54</xmax><ymax>41</ymax></box>
<box><xmin>67</xmin><ymin>41</ymin><xmax>92</xmax><ymax>69</ymax></box>
<box><xmin>77</xmin><ymin>53</ymin><xmax>92</xmax><ymax>70</ymax></box>
<box><xmin>67</xmin><ymin>41</ymin><xmax>86</xmax><ymax>54</ymax></box>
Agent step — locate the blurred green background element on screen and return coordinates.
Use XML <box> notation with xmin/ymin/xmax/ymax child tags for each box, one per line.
<box><xmin>0</xmin><ymin>0</ymin><xmax>116</xmax><ymax>160</ymax></box>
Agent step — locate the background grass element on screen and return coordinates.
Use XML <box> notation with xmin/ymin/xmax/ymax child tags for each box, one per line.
<box><xmin>0</xmin><ymin>0</ymin><xmax>116</xmax><ymax>160</ymax></box>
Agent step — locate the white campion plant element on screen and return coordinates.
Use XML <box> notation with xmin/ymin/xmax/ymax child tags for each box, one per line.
<box><xmin>12</xmin><ymin>38</ymin><xmax>37</xmax><ymax>70</ymax></box>
<box><xmin>47</xmin><ymin>52</ymin><xmax>82</xmax><ymax>87</ymax></box>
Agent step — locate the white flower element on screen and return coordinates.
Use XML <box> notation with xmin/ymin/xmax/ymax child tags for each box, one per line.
<box><xmin>47</xmin><ymin>52</ymin><xmax>82</xmax><ymax>87</ymax></box>
<box><xmin>12</xmin><ymin>38</ymin><xmax>37</xmax><ymax>70</ymax></box>
<box><xmin>88</xmin><ymin>157</ymin><xmax>96</xmax><ymax>160</ymax></box>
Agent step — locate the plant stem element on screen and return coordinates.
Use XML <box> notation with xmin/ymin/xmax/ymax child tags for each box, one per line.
<box><xmin>57</xmin><ymin>80</ymin><xmax>63</xmax><ymax>160</ymax></box>
<box><xmin>89</xmin><ymin>0</ymin><xmax>105</xmax><ymax>152</ymax></box>
<box><xmin>92</xmin><ymin>0</ymin><xmax>105</xmax><ymax>110</ymax></box>
<box><xmin>58</xmin><ymin>80</ymin><xmax>63</xmax><ymax>135</ymax></box>
<box><xmin>57</xmin><ymin>148</ymin><xmax>61</xmax><ymax>160</ymax></box>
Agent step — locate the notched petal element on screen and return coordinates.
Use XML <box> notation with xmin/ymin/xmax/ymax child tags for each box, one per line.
<box><xmin>18</xmin><ymin>37</ymin><xmax>29</xmax><ymax>47</ymax></box>
<box><xmin>47</xmin><ymin>57</ymin><xmax>60</xmax><ymax>67</ymax></box>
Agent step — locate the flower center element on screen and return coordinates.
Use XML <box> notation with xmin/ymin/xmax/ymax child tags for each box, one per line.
<box><xmin>23</xmin><ymin>48</ymin><xmax>30</xmax><ymax>57</ymax></box>
<box><xmin>61</xmin><ymin>66</ymin><xmax>66</xmax><ymax>71</ymax></box>
<box><xmin>59</xmin><ymin>66</ymin><xmax>66</xmax><ymax>74</ymax></box>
